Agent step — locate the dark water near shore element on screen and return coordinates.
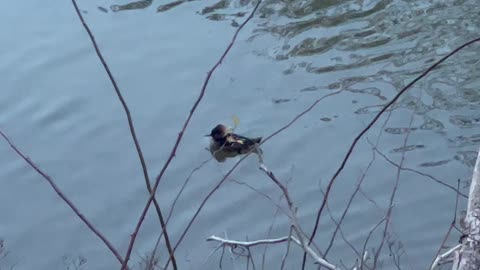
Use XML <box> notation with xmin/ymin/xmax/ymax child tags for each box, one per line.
<box><xmin>1</xmin><ymin>0</ymin><xmax>480</xmax><ymax>269</ymax></box>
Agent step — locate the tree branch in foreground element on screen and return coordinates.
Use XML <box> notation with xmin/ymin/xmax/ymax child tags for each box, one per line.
<box><xmin>0</xmin><ymin>128</ymin><xmax>127</xmax><ymax>268</ymax></box>
<box><xmin>207</xmin><ymin>234</ymin><xmax>336</xmax><ymax>270</ymax></box>
<box><xmin>69</xmin><ymin>0</ymin><xmax>176</xmax><ymax>268</ymax></box>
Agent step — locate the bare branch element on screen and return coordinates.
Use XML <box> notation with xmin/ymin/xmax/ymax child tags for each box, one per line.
<box><xmin>0</xmin><ymin>128</ymin><xmax>126</xmax><ymax>267</ymax></box>
<box><xmin>207</xmin><ymin>235</ymin><xmax>290</xmax><ymax>247</ymax></box>
<box><xmin>431</xmin><ymin>244</ymin><xmax>461</xmax><ymax>270</ymax></box>
<box><xmin>69</xmin><ymin>0</ymin><xmax>175</xmax><ymax>267</ymax></box>
<box><xmin>208</xmin><ymin>234</ymin><xmax>336</xmax><ymax>270</ymax></box>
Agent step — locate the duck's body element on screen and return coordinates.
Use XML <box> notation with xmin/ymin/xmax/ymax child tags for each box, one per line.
<box><xmin>207</xmin><ymin>124</ymin><xmax>262</xmax><ymax>162</ymax></box>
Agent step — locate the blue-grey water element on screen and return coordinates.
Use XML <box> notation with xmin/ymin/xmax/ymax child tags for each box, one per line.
<box><xmin>1</xmin><ymin>0</ymin><xmax>479</xmax><ymax>269</ymax></box>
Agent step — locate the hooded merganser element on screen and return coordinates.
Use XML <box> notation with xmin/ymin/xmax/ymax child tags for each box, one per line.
<box><xmin>206</xmin><ymin>124</ymin><xmax>262</xmax><ymax>162</ymax></box>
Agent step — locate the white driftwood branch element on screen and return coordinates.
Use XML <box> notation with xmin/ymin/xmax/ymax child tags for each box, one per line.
<box><xmin>453</xmin><ymin>147</ymin><xmax>480</xmax><ymax>270</ymax></box>
<box><xmin>431</xmin><ymin>244</ymin><xmax>461</xmax><ymax>270</ymax></box>
<box><xmin>207</xmin><ymin>235</ymin><xmax>290</xmax><ymax>247</ymax></box>
<box><xmin>207</xmin><ymin>234</ymin><xmax>336</xmax><ymax>270</ymax></box>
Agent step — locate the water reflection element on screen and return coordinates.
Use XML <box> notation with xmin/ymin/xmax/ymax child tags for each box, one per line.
<box><xmin>110</xmin><ymin>0</ymin><xmax>153</xmax><ymax>12</ymax></box>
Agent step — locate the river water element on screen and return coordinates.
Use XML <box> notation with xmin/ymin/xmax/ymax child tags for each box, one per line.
<box><xmin>1</xmin><ymin>0</ymin><xmax>479</xmax><ymax>269</ymax></box>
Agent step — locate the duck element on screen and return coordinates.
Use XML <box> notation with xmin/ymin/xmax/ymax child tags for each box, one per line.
<box><xmin>206</xmin><ymin>124</ymin><xmax>262</xmax><ymax>162</ymax></box>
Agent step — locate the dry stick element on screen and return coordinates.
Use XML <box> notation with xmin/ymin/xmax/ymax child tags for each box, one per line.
<box><xmin>121</xmin><ymin>1</ymin><xmax>263</xmax><ymax>269</ymax></box>
<box><xmin>162</xmin><ymin>90</ymin><xmax>342</xmax><ymax>269</ymax></box>
<box><xmin>0</xmin><ymin>129</ymin><xmax>126</xmax><ymax>266</ymax></box>
<box><xmin>302</xmin><ymin>36</ymin><xmax>480</xmax><ymax>270</ymax></box>
<box><xmin>69</xmin><ymin>1</ymin><xmax>176</xmax><ymax>268</ymax></box>
<box><xmin>428</xmin><ymin>179</ymin><xmax>461</xmax><ymax>270</ymax></box>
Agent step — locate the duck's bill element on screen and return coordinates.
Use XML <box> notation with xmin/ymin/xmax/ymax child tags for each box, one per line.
<box><xmin>204</xmin><ymin>134</ymin><xmax>211</xmax><ymax>137</ymax></box>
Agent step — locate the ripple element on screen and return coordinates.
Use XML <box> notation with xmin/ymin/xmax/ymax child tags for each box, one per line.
<box><xmin>110</xmin><ymin>0</ymin><xmax>153</xmax><ymax>12</ymax></box>
<box><xmin>419</xmin><ymin>159</ymin><xmax>451</xmax><ymax>167</ymax></box>
<box><xmin>384</xmin><ymin>127</ymin><xmax>417</xmax><ymax>135</ymax></box>
<box><xmin>449</xmin><ymin>134</ymin><xmax>480</xmax><ymax>148</ymax></box>
<box><xmin>391</xmin><ymin>144</ymin><xmax>425</xmax><ymax>153</ymax></box>
<box><xmin>272</xmin><ymin>98</ymin><xmax>292</xmax><ymax>104</ymax></box>
<box><xmin>454</xmin><ymin>150</ymin><xmax>479</xmax><ymax>168</ymax></box>
<box><xmin>449</xmin><ymin>115</ymin><xmax>480</xmax><ymax>128</ymax></box>
<box><xmin>419</xmin><ymin>116</ymin><xmax>444</xmax><ymax>131</ymax></box>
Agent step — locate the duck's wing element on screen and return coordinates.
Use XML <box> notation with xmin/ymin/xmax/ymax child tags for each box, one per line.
<box><xmin>224</xmin><ymin>134</ymin><xmax>262</xmax><ymax>154</ymax></box>
<box><xmin>229</xmin><ymin>134</ymin><xmax>261</xmax><ymax>144</ymax></box>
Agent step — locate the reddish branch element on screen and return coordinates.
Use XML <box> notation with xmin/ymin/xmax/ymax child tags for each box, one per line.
<box><xmin>69</xmin><ymin>0</ymin><xmax>176</xmax><ymax>268</ymax></box>
<box><xmin>121</xmin><ymin>1</ymin><xmax>263</xmax><ymax>269</ymax></box>
<box><xmin>302</xmin><ymin>36</ymin><xmax>480</xmax><ymax>269</ymax></box>
<box><xmin>0</xmin><ymin>129</ymin><xmax>126</xmax><ymax>266</ymax></box>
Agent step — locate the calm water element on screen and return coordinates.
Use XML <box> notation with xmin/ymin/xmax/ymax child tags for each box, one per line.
<box><xmin>1</xmin><ymin>0</ymin><xmax>480</xmax><ymax>269</ymax></box>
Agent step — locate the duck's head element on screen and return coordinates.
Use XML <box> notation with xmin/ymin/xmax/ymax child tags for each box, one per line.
<box><xmin>206</xmin><ymin>124</ymin><xmax>229</xmax><ymax>140</ymax></box>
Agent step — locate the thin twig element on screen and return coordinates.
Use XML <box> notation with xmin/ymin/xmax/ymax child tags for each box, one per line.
<box><xmin>262</xmin><ymin>166</ymin><xmax>294</xmax><ymax>270</ymax></box>
<box><xmin>373</xmin><ymin>91</ymin><xmax>419</xmax><ymax>268</ymax></box>
<box><xmin>428</xmin><ymin>179</ymin><xmax>461</xmax><ymax>269</ymax></box>
<box><xmin>259</xmin><ymin>165</ymin><xmax>335</xmax><ymax>270</ymax></box>
<box><xmin>360</xmin><ymin>216</ymin><xmax>387</xmax><ymax>270</ymax></box>
<box><xmin>373</xmin><ymin>146</ymin><xmax>467</xmax><ymax>198</ymax></box>
<box><xmin>303</xmin><ymin>36</ymin><xmax>480</xmax><ymax>270</ymax></box>
<box><xmin>280</xmin><ymin>226</ymin><xmax>294</xmax><ymax>270</ymax></box>
<box><xmin>0</xmin><ymin>128</ymin><xmax>126</xmax><ymax>266</ymax></box>
<box><xmin>323</xmin><ymin>151</ymin><xmax>376</xmax><ymax>257</ymax></box>
<box><xmin>148</xmin><ymin>158</ymin><xmax>211</xmax><ymax>267</ymax></box>
<box><xmin>69</xmin><ymin>0</ymin><xmax>176</xmax><ymax>268</ymax></box>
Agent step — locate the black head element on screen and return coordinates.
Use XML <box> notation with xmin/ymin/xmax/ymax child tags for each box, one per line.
<box><xmin>208</xmin><ymin>124</ymin><xmax>229</xmax><ymax>140</ymax></box>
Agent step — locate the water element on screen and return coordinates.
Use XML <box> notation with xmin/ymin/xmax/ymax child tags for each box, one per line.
<box><xmin>1</xmin><ymin>0</ymin><xmax>479</xmax><ymax>269</ymax></box>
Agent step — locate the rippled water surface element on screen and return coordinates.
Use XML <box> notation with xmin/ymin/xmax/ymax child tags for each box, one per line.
<box><xmin>1</xmin><ymin>0</ymin><xmax>480</xmax><ymax>269</ymax></box>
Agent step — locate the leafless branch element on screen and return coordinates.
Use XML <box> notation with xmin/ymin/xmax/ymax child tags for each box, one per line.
<box><xmin>69</xmin><ymin>0</ymin><xmax>175</xmax><ymax>268</ymax></box>
<box><xmin>431</xmin><ymin>244</ymin><xmax>461</xmax><ymax>270</ymax></box>
<box><xmin>208</xmin><ymin>233</ymin><xmax>335</xmax><ymax>270</ymax></box>
<box><xmin>0</xmin><ymin>128</ymin><xmax>126</xmax><ymax>267</ymax></box>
